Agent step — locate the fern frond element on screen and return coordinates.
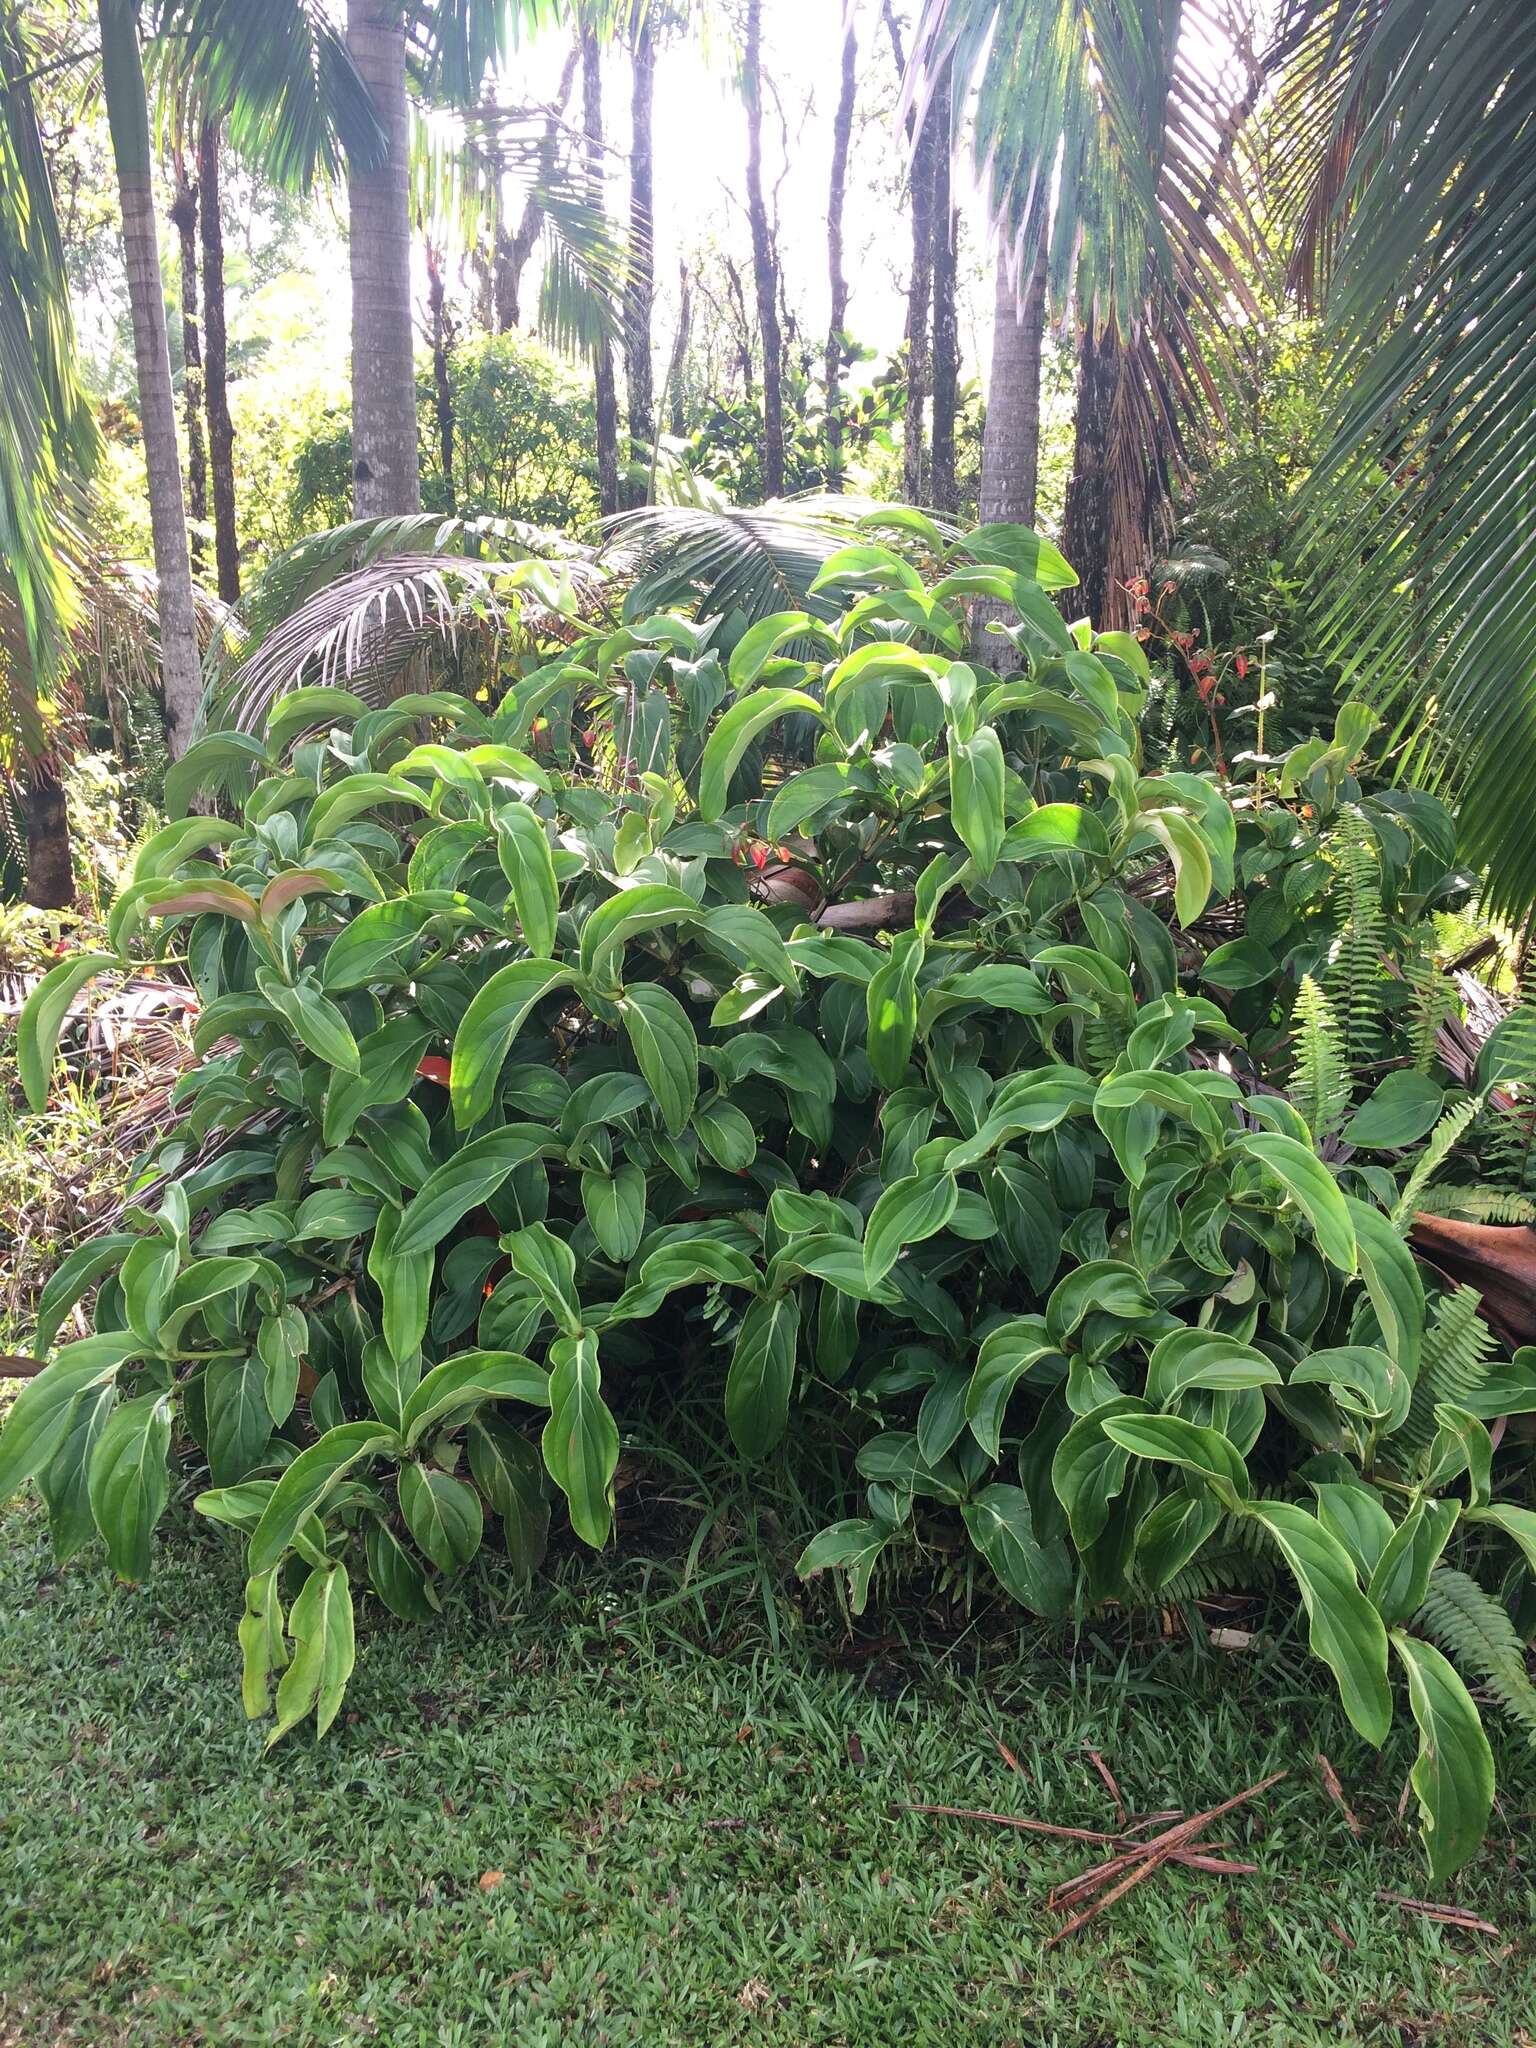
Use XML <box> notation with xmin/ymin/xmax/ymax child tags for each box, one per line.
<box><xmin>1391</xmin><ymin>1096</ymin><xmax>1482</xmax><ymax>1230</ymax></box>
<box><xmin>1325</xmin><ymin>809</ymin><xmax>1388</xmax><ymax>1071</ymax></box>
<box><xmin>1290</xmin><ymin>974</ymin><xmax>1351</xmax><ymax>1141</ymax></box>
<box><xmin>1417</xmin><ymin>1566</ymin><xmax>1536</xmax><ymax>1745</ymax></box>
<box><xmin>1393</xmin><ymin>1285</ymin><xmax>1497</xmax><ymax>1455</ymax></box>
<box><xmin>1411</xmin><ymin>1184</ymin><xmax>1536</xmax><ymax>1226</ymax></box>
<box><xmin>1401</xmin><ymin>942</ymin><xmax>1455</xmax><ymax>1075</ymax></box>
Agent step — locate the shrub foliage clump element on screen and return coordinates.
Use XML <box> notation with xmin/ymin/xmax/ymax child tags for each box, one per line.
<box><xmin>6</xmin><ymin>520</ymin><xmax>1535</xmax><ymax>1880</ymax></box>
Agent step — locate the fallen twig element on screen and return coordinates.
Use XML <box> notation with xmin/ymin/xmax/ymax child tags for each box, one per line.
<box><xmin>1084</xmin><ymin>1747</ymin><xmax>1127</xmax><ymax>1828</ymax></box>
<box><xmin>1043</xmin><ymin>1772</ymin><xmax>1286</xmax><ymax>1947</ymax></box>
<box><xmin>1376</xmin><ymin>1891</ymin><xmax>1500</xmax><ymax>1936</ymax></box>
<box><xmin>1316</xmin><ymin>1753</ymin><xmax>1362</xmax><ymax>1836</ymax></box>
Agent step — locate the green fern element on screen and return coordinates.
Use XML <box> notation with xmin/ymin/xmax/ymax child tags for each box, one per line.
<box><xmin>1390</xmin><ymin>1096</ymin><xmax>1482</xmax><ymax>1230</ymax></box>
<box><xmin>1324</xmin><ymin>809</ymin><xmax>1388</xmax><ymax>1069</ymax></box>
<box><xmin>1411</xmin><ymin>1183</ymin><xmax>1536</xmax><ymax>1225</ymax></box>
<box><xmin>1290</xmin><ymin>975</ymin><xmax>1350</xmax><ymax>1141</ymax></box>
<box><xmin>1416</xmin><ymin>1566</ymin><xmax>1536</xmax><ymax>1744</ymax></box>
<box><xmin>1393</xmin><ymin>1285</ymin><xmax>1497</xmax><ymax>1455</ymax></box>
<box><xmin>1401</xmin><ymin>941</ymin><xmax>1455</xmax><ymax>1073</ymax></box>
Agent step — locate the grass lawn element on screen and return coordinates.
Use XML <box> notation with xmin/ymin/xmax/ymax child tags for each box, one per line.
<box><xmin>1</xmin><ymin>1493</ymin><xmax>1533</xmax><ymax>2048</ymax></box>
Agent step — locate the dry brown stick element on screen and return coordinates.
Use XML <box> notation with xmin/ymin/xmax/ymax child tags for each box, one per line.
<box><xmin>1043</xmin><ymin>1772</ymin><xmax>1286</xmax><ymax>1947</ymax></box>
<box><xmin>1375</xmin><ymin>1891</ymin><xmax>1500</xmax><ymax>1935</ymax></box>
<box><xmin>897</xmin><ymin>1802</ymin><xmax>1123</xmax><ymax>1846</ymax></box>
<box><xmin>1084</xmin><ymin>1747</ymin><xmax>1127</xmax><ymax>1828</ymax></box>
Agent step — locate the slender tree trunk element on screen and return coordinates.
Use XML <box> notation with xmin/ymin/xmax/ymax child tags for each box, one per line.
<box><xmin>346</xmin><ymin>0</ymin><xmax>419</xmax><ymax>519</ymax></box>
<box><xmin>22</xmin><ymin>755</ymin><xmax>73</xmax><ymax>910</ymax></box>
<box><xmin>971</xmin><ymin>241</ymin><xmax>1048</xmax><ymax>659</ymax></box>
<box><xmin>743</xmin><ymin>0</ymin><xmax>784</xmax><ymax>499</ymax></box>
<box><xmin>425</xmin><ymin>243</ymin><xmax>456</xmax><ymax>510</ymax></box>
<box><xmin>979</xmin><ymin>242</ymin><xmax>1048</xmax><ymax>529</ymax></box>
<box><xmin>823</xmin><ymin>21</ymin><xmax>856</xmax><ymax>492</ymax></box>
<box><xmin>169</xmin><ymin>154</ymin><xmax>207</xmax><ymax>577</ymax></box>
<box><xmin>621</xmin><ymin>14</ymin><xmax>656</xmax><ymax>508</ymax></box>
<box><xmin>929</xmin><ymin>80</ymin><xmax>959</xmax><ymax>515</ymax></box>
<box><xmin>582</xmin><ymin>27</ymin><xmax>620</xmax><ymax>518</ymax></box>
<box><xmin>1063</xmin><ymin>324</ymin><xmax>1140</xmax><ymax>630</ymax></box>
<box><xmin>98</xmin><ymin>0</ymin><xmax>202</xmax><ymax>758</ymax></box>
<box><xmin>198</xmin><ymin>121</ymin><xmax>239</xmax><ymax>603</ymax></box>
<box><xmin>494</xmin><ymin>42</ymin><xmax>579</xmax><ymax>332</ymax></box>
<box><xmin>901</xmin><ymin>109</ymin><xmax>936</xmax><ymax>506</ymax></box>
<box><xmin>667</xmin><ymin>260</ymin><xmax>691</xmax><ymax>439</ymax></box>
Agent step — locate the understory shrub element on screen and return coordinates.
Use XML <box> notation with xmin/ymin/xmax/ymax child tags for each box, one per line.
<box><xmin>6</xmin><ymin>517</ymin><xmax>1535</xmax><ymax>1881</ymax></box>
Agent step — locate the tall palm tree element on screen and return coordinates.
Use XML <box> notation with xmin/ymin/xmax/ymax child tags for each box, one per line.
<box><xmin>1268</xmin><ymin>0</ymin><xmax>1536</xmax><ymax>917</ymax></box>
<box><xmin>902</xmin><ymin>0</ymin><xmax>1260</xmax><ymax>623</ymax></box>
<box><xmin>95</xmin><ymin>0</ymin><xmax>386</xmax><ymax>755</ymax></box>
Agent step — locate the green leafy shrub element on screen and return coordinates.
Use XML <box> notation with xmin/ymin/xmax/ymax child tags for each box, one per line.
<box><xmin>7</xmin><ymin>521</ymin><xmax>1534</xmax><ymax>1880</ymax></box>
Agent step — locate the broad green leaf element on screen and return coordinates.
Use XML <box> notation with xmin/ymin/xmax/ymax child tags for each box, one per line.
<box><xmin>725</xmin><ymin>1292</ymin><xmax>801</xmax><ymax>1458</ymax></box>
<box><xmin>727</xmin><ymin>610</ymin><xmax>822</xmax><ymax>686</ymax></box>
<box><xmin>399</xmin><ymin>1463</ymin><xmax>483</xmax><ymax>1572</ymax></box>
<box><xmin>38</xmin><ymin>1380</ymin><xmax>117</xmax><ymax>1563</ymax></box>
<box><xmin>255</xmin><ymin>970</ymin><xmax>360</xmax><ymax>1073</ymax></box>
<box><xmin>88</xmin><ymin>1390</ymin><xmax>172</xmax><ymax>1582</ymax></box>
<box><xmin>1243</xmin><ymin>1501</ymin><xmax>1391</xmax><ymax>1744</ymax></box>
<box><xmin>864</xmin><ymin>1173</ymin><xmax>958</xmax><ymax>1284</ymax></box>
<box><xmin>694</xmin><ymin>1095</ymin><xmax>757</xmax><ymax>1171</ymax></box>
<box><xmin>1347</xmin><ymin>1196</ymin><xmax>1424</xmax><ymax>1384</ymax></box>
<box><xmin>865</xmin><ymin>931</ymin><xmax>924</xmax><ymax>1090</ymax></box>
<box><xmin>495</xmin><ymin>802</ymin><xmax>559</xmax><ymax>956</ymax></box>
<box><xmin>320</xmin><ymin>897</ymin><xmax>443</xmax><ymax>991</ymax></box>
<box><xmin>467</xmin><ymin>1415</ymin><xmax>550</xmax><ymax>1581</ymax></box>
<box><xmin>578</xmin><ymin>884</ymin><xmax>699</xmax><ymax>990</ymax></box>
<box><xmin>17</xmin><ymin>953</ymin><xmax>116</xmax><ymax>1113</ymax></box>
<box><xmin>1134</xmin><ymin>1490</ymin><xmax>1224</xmax><ymax>1590</ymax></box>
<box><xmin>1143</xmin><ymin>1328</ymin><xmax>1280</xmax><ymax>1407</ymax></box>
<box><xmin>619</xmin><ymin>982</ymin><xmax>698</xmax><ymax>1137</ymax></box>
<box><xmin>258</xmin><ymin>1308</ymin><xmax>306</xmax><ymax>1427</ymax></box>
<box><xmin>696</xmin><ymin>687</ymin><xmax>824</xmax><ymax>821</ymax></box>
<box><xmin>542</xmin><ymin>1332</ymin><xmax>618</xmax><ymax>1547</ymax></box>
<box><xmin>0</xmin><ymin>1334</ymin><xmax>135</xmax><ymax>1504</ymax></box>
<box><xmin>205</xmin><ymin>1355</ymin><xmax>273</xmax><ymax>1487</ymax></box>
<box><xmin>33</xmin><ymin>1235</ymin><xmax>139</xmax><ymax>1353</ymax></box>
<box><xmin>1101</xmin><ymin>1413</ymin><xmax>1251</xmax><ymax>1509</ymax></box>
<box><xmin>392</xmin><ymin>1125</ymin><xmax>556</xmax><ymax>1257</ymax></box>
<box><xmin>503</xmin><ymin>1222</ymin><xmax>582</xmax><ymax>1336</ymax></box>
<box><xmin>1140</xmin><ymin>807</ymin><xmax>1214</xmax><ymax>927</ymax></box>
<box><xmin>961</xmin><ymin>1484</ymin><xmax>1072</xmax><ymax>1616</ymax></box>
<box><xmin>1390</xmin><ymin>1631</ymin><xmax>1494</xmax><ymax>1884</ymax></box>
<box><xmin>238</xmin><ymin>1568</ymin><xmax>288</xmax><ymax>1718</ymax></box>
<box><xmin>400</xmin><ymin>1349</ymin><xmax>550</xmax><ymax>1447</ymax></box>
<box><xmin>248</xmin><ymin>1423</ymin><xmax>396</xmax><ymax>1575</ymax></box>
<box><xmin>1050</xmin><ymin>1396</ymin><xmax>1148</xmax><ymax>1549</ymax></box>
<box><xmin>268</xmin><ymin>1562</ymin><xmax>355</xmax><ymax>1744</ymax></box>
<box><xmin>795</xmin><ymin>1518</ymin><xmax>894</xmax><ymax>1614</ymax></box>
<box><xmin>1044</xmin><ymin>1261</ymin><xmax>1156</xmax><ymax>1347</ymax></box>
<box><xmin>966</xmin><ymin>1318</ymin><xmax>1061</xmax><ymax>1458</ymax></box>
<box><xmin>367</xmin><ymin>1202</ymin><xmax>432</xmax><ymax>1368</ymax></box>
<box><xmin>950</xmin><ymin>726</ymin><xmax>1005</xmax><ymax>875</ymax></box>
<box><xmin>450</xmin><ymin>959</ymin><xmax>576</xmax><ymax>1130</ymax></box>
<box><xmin>1368</xmin><ymin>1497</ymin><xmax>1460</xmax><ymax>1623</ymax></box>
<box><xmin>364</xmin><ymin>1518</ymin><xmax>439</xmax><ymax>1621</ymax></box>
<box><xmin>1198</xmin><ymin>937</ymin><xmax>1278</xmax><ymax>990</ymax></box>
<box><xmin>1234</xmin><ymin>1132</ymin><xmax>1356</xmax><ymax>1273</ymax></box>
<box><xmin>1345</xmin><ymin>1072</ymin><xmax>1446</xmax><ymax>1150</ymax></box>
<box><xmin>581</xmin><ymin>1165</ymin><xmax>647</xmax><ymax>1263</ymax></box>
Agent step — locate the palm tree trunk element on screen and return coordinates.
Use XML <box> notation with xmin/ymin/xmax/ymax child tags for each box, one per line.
<box><xmin>169</xmin><ymin>152</ymin><xmax>207</xmax><ymax>578</ymax></box>
<box><xmin>743</xmin><ymin>0</ymin><xmax>784</xmax><ymax>499</ymax></box>
<box><xmin>425</xmin><ymin>241</ymin><xmax>456</xmax><ymax>510</ymax></box>
<box><xmin>198</xmin><ymin>120</ymin><xmax>239</xmax><ymax>603</ymax></box>
<box><xmin>1063</xmin><ymin>324</ymin><xmax>1140</xmax><ymax>630</ymax></box>
<box><xmin>621</xmin><ymin>13</ymin><xmax>656</xmax><ymax>508</ymax></box>
<box><xmin>666</xmin><ymin>259</ymin><xmax>691</xmax><ymax>439</ymax></box>
<box><xmin>581</xmin><ymin>27</ymin><xmax>620</xmax><ymax>518</ymax></box>
<box><xmin>346</xmin><ymin>0</ymin><xmax>420</xmax><ymax>520</ymax></box>
<box><xmin>979</xmin><ymin>243</ymin><xmax>1048</xmax><ymax>529</ymax></box>
<box><xmin>98</xmin><ymin>0</ymin><xmax>202</xmax><ymax>758</ymax></box>
<box><xmin>929</xmin><ymin>81</ymin><xmax>959</xmax><ymax>515</ymax></box>
<box><xmin>823</xmin><ymin>21</ymin><xmax>856</xmax><ymax>492</ymax></box>
<box><xmin>22</xmin><ymin>754</ymin><xmax>72</xmax><ymax>910</ymax></box>
<box><xmin>971</xmin><ymin>241</ymin><xmax>1048</xmax><ymax>660</ymax></box>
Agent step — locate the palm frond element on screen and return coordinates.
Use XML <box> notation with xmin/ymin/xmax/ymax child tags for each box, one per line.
<box><xmin>148</xmin><ymin>0</ymin><xmax>385</xmax><ymax>188</ymax></box>
<box><xmin>0</xmin><ymin>7</ymin><xmax>99</xmax><ymax>719</ymax></box>
<box><xmin>411</xmin><ymin>99</ymin><xmax>629</xmax><ymax>356</ymax></box>
<box><xmin>404</xmin><ymin>0</ymin><xmax>573</xmax><ymax>108</ymax></box>
<box><xmin>1271</xmin><ymin>0</ymin><xmax>1536</xmax><ymax>916</ymax></box>
<box><xmin>212</xmin><ymin>516</ymin><xmax>606</xmax><ymax>734</ymax></box>
<box><xmin>601</xmin><ymin>498</ymin><xmax>907</xmax><ymax>625</ymax></box>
